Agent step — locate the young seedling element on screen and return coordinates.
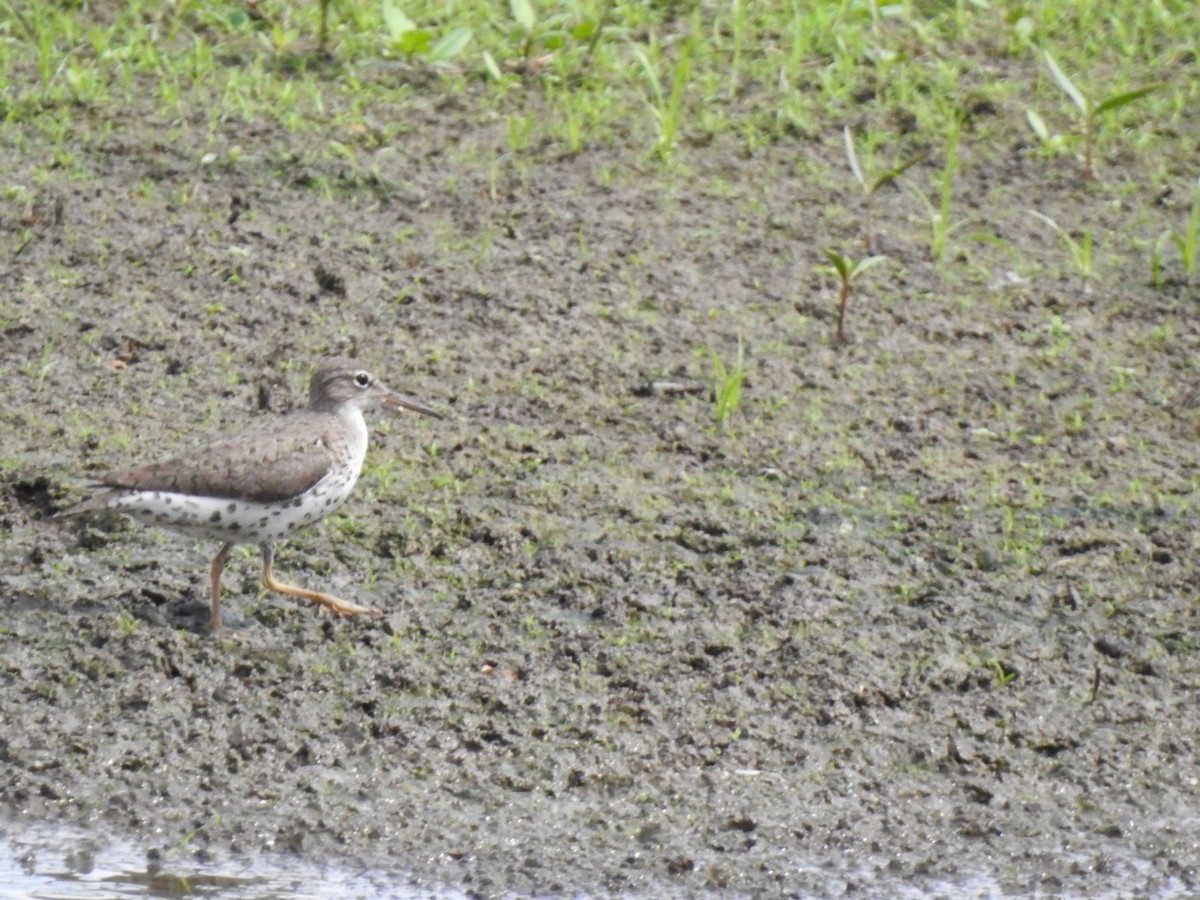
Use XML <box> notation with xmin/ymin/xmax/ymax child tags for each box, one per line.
<box><xmin>1152</xmin><ymin>197</ymin><xmax>1199</xmax><ymax>286</ymax></box>
<box><xmin>710</xmin><ymin>337</ymin><xmax>747</xmax><ymax>432</ymax></box>
<box><xmin>318</xmin><ymin>0</ymin><xmax>332</xmax><ymax>50</ymax></box>
<box><xmin>481</xmin><ymin>0</ymin><xmax>613</xmax><ymax>81</ymax></box>
<box><xmin>579</xmin><ymin>0</ymin><xmax>614</xmax><ymax>71</ymax></box>
<box><xmin>632</xmin><ymin>41</ymin><xmax>691</xmax><ymax>163</ymax></box>
<box><xmin>1039</xmin><ymin>52</ymin><xmax>1161</xmax><ymax>182</ymax></box>
<box><xmin>116</xmin><ymin>608</ymin><xmax>141</xmax><ymax>636</ymax></box>
<box><xmin>380</xmin><ymin>0</ymin><xmax>473</xmax><ymax>64</ymax></box>
<box><xmin>843</xmin><ymin>126</ymin><xmax>927</xmax><ymax>253</ymax></box>
<box><xmin>492</xmin><ymin>0</ymin><xmax>551</xmax><ymax>73</ymax></box>
<box><xmin>901</xmin><ymin>120</ymin><xmax>966</xmax><ymax>262</ymax></box>
<box><xmin>510</xmin><ymin>0</ymin><xmax>538</xmax><ymax>57</ymax></box>
<box><xmin>1030</xmin><ymin>210</ymin><xmax>1095</xmax><ymax>290</ymax></box>
<box><xmin>1171</xmin><ymin>195</ymin><xmax>1199</xmax><ymax>278</ymax></box>
<box><xmin>986</xmin><ymin>658</ymin><xmax>1017</xmax><ymax>687</ymax></box>
<box><xmin>1149</xmin><ymin>235</ymin><xmax>1167</xmax><ymax>289</ymax></box>
<box><xmin>31</xmin><ymin>334</ymin><xmax>57</xmax><ymax>396</ymax></box>
<box><xmin>823</xmin><ymin>249</ymin><xmax>887</xmax><ymax>346</ymax></box>
<box><xmin>726</xmin><ymin>0</ymin><xmax>749</xmax><ymax>99</ymax></box>
<box><xmin>1024</xmin><ymin>107</ymin><xmax>1067</xmax><ymax>157</ymax></box>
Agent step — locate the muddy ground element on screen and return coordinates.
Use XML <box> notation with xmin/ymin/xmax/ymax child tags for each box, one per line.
<box><xmin>1</xmin><ymin>16</ymin><xmax>1199</xmax><ymax>900</ymax></box>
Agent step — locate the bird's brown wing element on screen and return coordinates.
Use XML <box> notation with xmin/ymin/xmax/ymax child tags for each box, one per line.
<box><xmin>96</xmin><ymin>413</ymin><xmax>338</xmax><ymax>504</ymax></box>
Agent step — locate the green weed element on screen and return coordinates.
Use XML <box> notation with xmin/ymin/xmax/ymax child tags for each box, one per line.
<box><xmin>380</xmin><ymin>1</ymin><xmax>473</xmax><ymax>65</ymax></box>
<box><xmin>986</xmin><ymin>658</ymin><xmax>1017</xmax><ymax>687</ymax></box>
<box><xmin>507</xmin><ymin>113</ymin><xmax>534</xmax><ymax>153</ymax></box>
<box><xmin>822</xmin><ymin>249</ymin><xmax>887</xmax><ymax>346</ymax></box>
<box><xmin>710</xmin><ymin>337</ymin><xmax>747</xmax><ymax>432</ymax></box>
<box><xmin>632</xmin><ymin>39</ymin><xmax>691</xmax><ymax>163</ymax></box>
<box><xmin>1024</xmin><ymin>107</ymin><xmax>1068</xmax><ymax>158</ymax></box>
<box><xmin>1161</xmin><ymin>194</ymin><xmax>1199</xmax><ymax>282</ymax></box>
<box><xmin>116</xmin><ymin>609</ymin><xmax>140</xmax><ymax>635</ymax></box>
<box><xmin>901</xmin><ymin>120</ymin><xmax>965</xmax><ymax>262</ymax></box>
<box><xmin>843</xmin><ymin>126</ymin><xmax>927</xmax><ymax>253</ymax></box>
<box><xmin>1036</xmin><ymin>51</ymin><xmax>1160</xmax><ymax>182</ymax></box>
<box><xmin>28</xmin><ymin>334</ymin><xmax>58</xmax><ymax>396</ymax></box>
<box><xmin>1030</xmin><ymin>211</ymin><xmax>1095</xmax><ymax>289</ymax></box>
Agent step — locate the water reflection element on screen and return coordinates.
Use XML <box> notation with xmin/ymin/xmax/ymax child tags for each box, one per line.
<box><xmin>0</xmin><ymin>821</ymin><xmax>1192</xmax><ymax>899</ymax></box>
<box><xmin>0</xmin><ymin>822</ymin><xmax>455</xmax><ymax>900</ymax></box>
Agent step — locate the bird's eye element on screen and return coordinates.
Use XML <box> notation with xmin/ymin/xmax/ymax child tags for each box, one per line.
<box><xmin>354</xmin><ymin>372</ymin><xmax>371</xmax><ymax>388</ymax></box>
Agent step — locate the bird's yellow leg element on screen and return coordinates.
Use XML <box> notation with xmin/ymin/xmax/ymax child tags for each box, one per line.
<box><xmin>259</xmin><ymin>543</ymin><xmax>382</xmax><ymax>618</ymax></box>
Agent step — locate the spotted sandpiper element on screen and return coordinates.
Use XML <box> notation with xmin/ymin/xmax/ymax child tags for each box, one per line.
<box><xmin>56</xmin><ymin>357</ymin><xmax>441</xmax><ymax>633</ymax></box>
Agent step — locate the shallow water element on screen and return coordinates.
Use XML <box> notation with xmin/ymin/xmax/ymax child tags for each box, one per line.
<box><xmin>0</xmin><ymin>823</ymin><xmax>461</xmax><ymax>900</ymax></box>
<box><xmin>1</xmin><ymin>822</ymin><xmax>1193</xmax><ymax>899</ymax></box>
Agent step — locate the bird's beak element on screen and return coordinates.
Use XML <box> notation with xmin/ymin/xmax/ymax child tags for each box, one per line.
<box><xmin>382</xmin><ymin>391</ymin><xmax>443</xmax><ymax>419</ymax></box>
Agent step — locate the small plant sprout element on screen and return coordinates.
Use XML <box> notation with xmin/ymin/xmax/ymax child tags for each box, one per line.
<box><xmin>380</xmin><ymin>0</ymin><xmax>473</xmax><ymax>64</ymax></box>
<box><xmin>1151</xmin><ymin>196</ymin><xmax>1199</xmax><ymax>286</ymax></box>
<box><xmin>116</xmin><ymin>609</ymin><xmax>140</xmax><ymax>635</ymax></box>
<box><xmin>1039</xmin><ymin>52</ymin><xmax>1161</xmax><ymax>182</ymax></box>
<box><xmin>510</xmin><ymin>0</ymin><xmax>538</xmax><ymax>58</ymax></box>
<box><xmin>901</xmin><ymin>120</ymin><xmax>966</xmax><ymax>262</ymax></box>
<box><xmin>1176</xmin><ymin>197</ymin><xmax>1200</xmax><ymax>277</ymax></box>
<box><xmin>577</xmin><ymin>2</ymin><xmax>614</xmax><ymax>72</ymax></box>
<box><xmin>31</xmin><ymin>335</ymin><xmax>58</xmax><ymax>396</ymax></box>
<box><xmin>1030</xmin><ymin>210</ymin><xmax>1095</xmax><ymax>290</ymax></box>
<box><xmin>481</xmin><ymin>0</ymin><xmax>612</xmax><ymax>79</ymax></box>
<box><xmin>986</xmin><ymin>658</ymin><xmax>1017</xmax><ymax>687</ymax></box>
<box><xmin>381</xmin><ymin>0</ymin><xmax>435</xmax><ymax>55</ymax></box>
<box><xmin>1149</xmin><ymin>234</ymin><xmax>1170</xmax><ymax>288</ymax></box>
<box><xmin>710</xmin><ymin>337</ymin><xmax>747</xmax><ymax>431</ymax></box>
<box><xmin>843</xmin><ymin>126</ymin><xmax>927</xmax><ymax>253</ymax></box>
<box><xmin>1156</xmin><ymin>193</ymin><xmax>1200</xmax><ymax>284</ymax></box>
<box><xmin>823</xmin><ymin>248</ymin><xmax>887</xmax><ymax>346</ymax></box>
<box><xmin>632</xmin><ymin>40</ymin><xmax>691</xmax><ymax>163</ymax></box>
<box><xmin>1024</xmin><ymin>107</ymin><xmax>1067</xmax><ymax>157</ymax></box>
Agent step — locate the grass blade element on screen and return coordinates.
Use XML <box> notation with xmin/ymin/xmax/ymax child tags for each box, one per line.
<box><xmin>1043</xmin><ymin>52</ymin><xmax>1087</xmax><ymax>115</ymax></box>
<box><xmin>380</xmin><ymin>0</ymin><xmax>415</xmax><ymax>41</ymax></box>
<box><xmin>429</xmin><ymin>27</ymin><xmax>473</xmax><ymax>63</ymax></box>
<box><xmin>510</xmin><ymin>0</ymin><xmax>536</xmax><ymax>33</ymax></box>
<box><xmin>844</xmin><ymin>126</ymin><xmax>865</xmax><ymax>190</ymax></box>
<box><xmin>1094</xmin><ymin>83</ymin><xmax>1161</xmax><ymax>115</ymax></box>
<box><xmin>850</xmin><ymin>255</ymin><xmax>888</xmax><ymax>279</ymax></box>
<box><xmin>631</xmin><ymin>45</ymin><xmax>664</xmax><ymax>109</ymax></box>
<box><xmin>872</xmin><ymin>152</ymin><xmax>928</xmax><ymax>192</ymax></box>
<box><xmin>1025</xmin><ymin>108</ymin><xmax>1050</xmax><ymax>141</ymax></box>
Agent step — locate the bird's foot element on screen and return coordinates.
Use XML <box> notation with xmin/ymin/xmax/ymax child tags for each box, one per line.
<box><xmin>312</xmin><ymin>592</ymin><xmax>384</xmax><ymax>618</ymax></box>
<box><xmin>262</xmin><ymin>573</ymin><xmax>384</xmax><ymax>619</ymax></box>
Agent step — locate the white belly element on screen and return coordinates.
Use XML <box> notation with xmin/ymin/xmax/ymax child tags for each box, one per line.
<box><xmin>110</xmin><ymin>460</ymin><xmax>363</xmax><ymax>546</ymax></box>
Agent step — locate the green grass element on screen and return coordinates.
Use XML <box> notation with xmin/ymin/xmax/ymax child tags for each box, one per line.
<box><xmin>1047</xmin><ymin>51</ymin><xmax>1161</xmax><ymax>172</ymax></box>
<box><xmin>710</xmin><ymin>337</ymin><xmax>746</xmax><ymax>432</ymax></box>
<box><xmin>1030</xmin><ymin>211</ymin><xmax>1097</xmax><ymax>288</ymax></box>
<box><xmin>1</xmin><ymin>1</ymin><xmax>1190</xmax><ymax>163</ymax></box>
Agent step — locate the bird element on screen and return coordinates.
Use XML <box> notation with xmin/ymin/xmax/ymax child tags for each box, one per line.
<box><xmin>55</xmin><ymin>357</ymin><xmax>441</xmax><ymax>633</ymax></box>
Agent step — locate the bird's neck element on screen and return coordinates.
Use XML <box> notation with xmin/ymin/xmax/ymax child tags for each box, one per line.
<box><xmin>337</xmin><ymin>405</ymin><xmax>370</xmax><ymax>467</ymax></box>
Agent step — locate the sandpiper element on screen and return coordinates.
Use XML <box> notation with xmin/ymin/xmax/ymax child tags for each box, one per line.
<box><xmin>56</xmin><ymin>357</ymin><xmax>441</xmax><ymax>632</ymax></box>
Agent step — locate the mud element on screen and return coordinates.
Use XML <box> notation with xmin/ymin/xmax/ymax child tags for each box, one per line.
<box><xmin>1</xmin><ymin>22</ymin><xmax>1199</xmax><ymax>900</ymax></box>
